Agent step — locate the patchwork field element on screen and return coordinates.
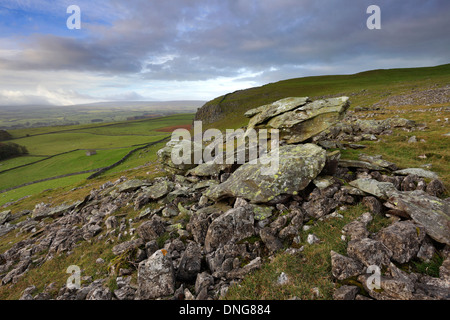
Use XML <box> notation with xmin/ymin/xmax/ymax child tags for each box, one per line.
<box><xmin>0</xmin><ymin>113</ymin><xmax>194</xmax><ymax>206</ymax></box>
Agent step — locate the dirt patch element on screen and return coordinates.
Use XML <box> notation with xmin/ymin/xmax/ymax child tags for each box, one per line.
<box><xmin>155</xmin><ymin>124</ymin><xmax>192</xmax><ymax>132</ymax></box>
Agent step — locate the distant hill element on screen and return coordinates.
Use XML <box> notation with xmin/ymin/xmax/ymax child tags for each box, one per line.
<box><xmin>195</xmin><ymin>63</ymin><xmax>450</xmax><ymax>130</ymax></box>
<box><xmin>0</xmin><ymin>100</ymin><xmax>205</xmax><ymax>129</ymax></box>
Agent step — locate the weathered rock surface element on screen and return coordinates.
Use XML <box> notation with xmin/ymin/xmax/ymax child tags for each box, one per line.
<box><xmin>349</xmin><ymin>178</ymin><xmax>398</xmax><ymax>200</ymax></box>
<box><xmin>375</xmin><ymin>221</ymin><xmax>426</xmax><ymax>263</ymax></box>
<box><xmin>330</xmin><ymin>250</ymin><xmax>365</xmax><ymax>280</ymax></box>
<box><xmin>394</xmin><ymin>168</ymin><xmax>439</xmax><ymax>180</ymax></box>
<box><xmin>248</xmin><ymin>96</ymin><xmax>350</xmax><ymax>144</ymax></box>
<box><xmin>137</xmin><ymin>250</ymin><xmax>175</xmax><ymax>299</ymax></box>
<box><xmin>347</xmin><ymin>238</ymin><xmax>393</xmax><ymax>268</ymax></box>
<box><xmin>206</xmin><ymin>144</ymin><xmax>326</xmax><ymax>203</ymax></box>
<box><xmin>204</xmin><ymin>206</ymin><xmax>255</xmax><ymax>253</ymax></box>
<box><xmin>386</xmin><ymin>190</ymin><xmax>450</xmax><ymax>245</ymax></box>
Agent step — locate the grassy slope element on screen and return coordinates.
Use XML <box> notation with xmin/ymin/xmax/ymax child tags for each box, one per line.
<box><xmin>201</xmin><ymin>63</ymin><xmax>450</xmax><ymax>130</ymax></box>
<box><xmin>0</xmin><ymin>114</ymin><xmax>194</xmax><ymax>205</ymax></box>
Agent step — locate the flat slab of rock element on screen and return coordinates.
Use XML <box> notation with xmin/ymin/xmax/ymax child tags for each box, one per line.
<box><xmin>205</xmin><ymin>144</ymin><xmax>326</xmax><ymax>203</ymax></box>
<box><xmin>386</xmin><ymin>190</ymin><xmax>450</xmax><ymax>245</ymax></box>
<box><xmin>394</xmin><ymin>168</ymin><xmax>439</xmax><ymax>180</ymax></box>
<box><xmin>349</xmin><ymin>178</ymin><xmax>398</xmax><ymax>200</ymax></box>
<box><xmin>265</xmin><ymin>97</ymin><xmax>350</xmax><ymax>144</ymax></box>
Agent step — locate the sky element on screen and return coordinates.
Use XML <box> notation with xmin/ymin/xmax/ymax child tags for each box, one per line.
<box><xmin>0</xmin><ymin>0</ymin><xmax>449</xmax><ymax>106</ymax></box>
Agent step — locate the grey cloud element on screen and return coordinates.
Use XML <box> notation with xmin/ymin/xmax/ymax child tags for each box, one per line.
<box><xmin>1</xmin><ymin>0</ymin><xmax>449</xmax><ymax>85</ymax></box>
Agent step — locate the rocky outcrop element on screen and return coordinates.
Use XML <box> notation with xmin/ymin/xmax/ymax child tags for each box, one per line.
<box><xmin>206</xmin><ymin>144</ymin><xmax>326</xmax><ymax>203</ymax></box>
<box><xmin>1</xmin><ymin>96</ymin><xmax>448</xmax><ymax>302</ymax></box>
<box><xmin>245</xmin><ymin>96</ymin><xmax>350</xmax><ymax>144</ymax></box>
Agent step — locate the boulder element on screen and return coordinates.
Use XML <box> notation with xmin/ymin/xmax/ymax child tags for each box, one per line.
<box><xmin>358</xmin><ymin>154</ymin><xmax>398</xmax><ymax>171</ymax></box>
<box><xmin>204</xmin><ymin>206</ymin><xmax>255</xmax><ymax>253</ymax></box>
<box><xmin>112</xmin><ymin>238</ymin><xmax>144</xmax><ymax>256</ymax></box>
<box><xmin>206</xmin><ymin>144</ymin><xmax>326</xmax><ymax>203</ymax></box>
<box><xmin>32</xmin><ymin>201</ymin><xmax>82</xmax><ymax>221</ymax></box>
<box><xmin>137</xmin><ymin>250</ymin><xmax>175</xmax><ymax>299</ymax></box>
<box><xmin>0</xmin><ymin>210</ymin><xmax>11</xmax><ymax>225</ymax></box>
<box><xmin>385</xmin><ymin>190</ymin><xmax>450</xmax><ymax>245</ymax></box>
<box><xmin>245</xmin><ymin>97</ymin><xmax>311</xmax><ymax>129</ymax></box>
<box><xmin>157</xmin><ymin>139</ymin><xmax>202</xmax><ymax>174</ymax></box>
<box><xmin>260</xmin><ymin>228</ymin><xmax>283</xmax><ymax>254</ymax></box>
<box><xmin>142</xmin><ymin>180</ymin><xmax>174</xmax><ymax>200</ymax></box>
<box><xmin>177</xmin><ymin>242</ymin><xmax>202</xmax><ymax>282</ymax></box>
<box><xmin>347</xmin><ymin>238</ymin><xmax>392</xmax><ymax>268</ymax></box>
<box><xmin>259</xmin><ymin>97</ymin><xmax>350</xmax><ymax>144</ymax></box>
<box><xmin>137</xmin><ymin>216</ymin><xmax>166</xmax><ymax>242</ymax></box>
<box><xmin>117</xmin><ymin>179</ymin><xmax>149</xmax><ymax>193</ymax></box>
<box><xmin>330</xmin><ymin>250</ymin><xmax>365</xmax><ymax>280</ymax></box>
<box><xmin>394</xmin><ymin>168</ymin><xmax>439</xmax><ymax>180</ymax></box>
<box><xmin>349</xmin><ymin>178</ymin><xmax>398</xmax><ymax>200</ymax></box>
<box><xmin>333</xmin><ymin>285</ymin><xmax>359</xmax><ymax>300</ymax></box>
<box><xmin>375</xmin><ymin>221</ymin><xmax>426</xmax><ymax>264</ymax></box>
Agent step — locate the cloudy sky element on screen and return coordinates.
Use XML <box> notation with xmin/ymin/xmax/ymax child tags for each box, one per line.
<box><xmin>0</xmin><ymin>0</ymin><xmax>449</xmax><ymax>106</ymax></box>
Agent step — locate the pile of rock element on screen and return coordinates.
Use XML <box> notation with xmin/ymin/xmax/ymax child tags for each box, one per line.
<box><xmin>1</xmin><ymin>96</ymin><xmax>448</xmax><ymax>301</ymax></box>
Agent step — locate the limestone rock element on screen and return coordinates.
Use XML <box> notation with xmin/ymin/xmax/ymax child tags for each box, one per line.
<box><xmin>394</xmin><ymin>168</ymin><xmax>439</xmax><ymax>180</ymax></box>
<box><xmin>347</xmin><ymin>238</ymin><xmax>393</xmax><ymax>268</ymax></box>
<box><xmin>177</xmin><ymin>242</ymin><xmax>202</xmax><ymax>282</ymax></box>
<box><xmin>0</xmin><ymin>210</ymin><xmax>11</xmax><ymax>225</ymax></box>
<box><xmin>386</xmin><ymin>190</ymin><xmax>450</xmax><ymax>245</ymax></box>
<box><xmin>333</xmin><ymin>285</ymin><xmax>360</xmax><ymax>300</ymax></box>
<box><xmin>331</xmin><ymin>250</ymin><xmax>365</xmax><ymax>280</ymax></box>
<box><xmin>260</xmin><ymin>228</ymin><xmax>283</xmax><ymax>254</ymax></box>
<box><xmin>349</xmin><ymin>178</ymin><xmax>398</xmax><ymax>200</ymax></box>
<box><xmin>261</xmin><ymin>97</ymin><xmax>350</xmax><ymax>144</ymax></box>
<box><xmin>117</xmin><ymin>179</ymin><xmax>148</xmax><ymax>193</ymax></box>
<box><xmin>375</xmin><ymin>221</ymin><xmax>426</xmax><ymax>264</ymax></box>
<box><xmin>206</xmin><ymin>144</ymin><xmax>326</xmax><ymax>203</ymax></box>
<box><xmin>137</xmin><ymin>216</ymin><xmax>166</xmax><ymax>242</ymax></box>
<box><xmin>204</xmin><ymin>206</ymin><xmax>255</xmax><ymax>253</ymax></box>
<box><xmin>157</xmin><ymin>139</ymin><xmax>203</xmax><ymax>174</ymax></box>
<box><xmin>137</xmin><ymin>250</ymin><xmax>175</xmax><ymax>299</ymax></box>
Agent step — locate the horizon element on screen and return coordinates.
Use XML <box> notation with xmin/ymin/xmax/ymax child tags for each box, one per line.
<box><xmin>0</xmin><ymin>0</ymin><xmax>449</xmax><ymax>106</ymax></box>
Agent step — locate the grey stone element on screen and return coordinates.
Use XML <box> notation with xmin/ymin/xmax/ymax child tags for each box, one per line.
<box><xmin>204</xmin><ymin>206</ymin><xmax>255</xmax><ymax>253</ymax></box>
<box><xmin>375</xmin><ymin>221</ymin><xmax>426</xmax><ymax>264</ymax></box>
<box><xmin>260</xmin><ymin>228</ymin><xmax>283</xmax><ymax>254</ymax></box>
<box><xmin>206</xmin><ymin>144</ymin><xmax>326</xmax><ymax>203</ymax></box>
<box><xmin>386</xmin><ymin>190</ymin><xmax>450</xmax><ymax>245</ymax></box>
<box><xmin>137</xmin><ymin>215</ymin><xmax>166</xmax><ymax>242</ymax></box>
<box><xmin>333</xmin><ymin>285</ymin><xmax>359</xmax><ymax>300</ymax></box>
<box><xmin>177</xmin><ymin>242</ymin><xmax>202</xmax><ymax>282</ymax></box>
<box><xmin>394</xmin><ymin>168</ymin><xmax>439</xmax><ymax>180</ymax></box>
<box><xmin>347</xmin><ymin>238</ymin><xmax>392</xmax><ymax>268</ymax></box>
<box><xmin>349</xmin><ymin>178</ymin><xmax>398</xmax><ymax>200</ymax></box>
<box><xmin>0</xmin><ymin>210</ymin><xmax>11</xmax><ymax>225</ymax></box>
<box><xmin>137</xmin><ymin>250</ymin><xmax>175</xmax><ymax>299</ymax></box>
<box><xmin>330</xmin><ymin>250</ymin><xmax>365</xmax><ymax>280</ymax></box>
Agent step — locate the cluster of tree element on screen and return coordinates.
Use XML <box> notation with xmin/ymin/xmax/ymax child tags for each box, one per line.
<box><xmin>0</xmin><ymin>130</ymin><xmax>12</xmax><ymax>141</ymax></box>
<box><xmin>0</xmin><ymin>142</ymin><xmax>29</xmax><ymax>161</ymax></box>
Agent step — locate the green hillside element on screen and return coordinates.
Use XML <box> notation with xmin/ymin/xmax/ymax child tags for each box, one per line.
<box><xmin>196</xmin><ymin>63</ymin><xmax>450</xmax><ymax>130</ymax></box>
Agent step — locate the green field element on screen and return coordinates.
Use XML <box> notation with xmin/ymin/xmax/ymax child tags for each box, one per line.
<box><xmin>0</xmin><ymin>113</ymin><xmax>194</xmax><ymax>205</ymax></box>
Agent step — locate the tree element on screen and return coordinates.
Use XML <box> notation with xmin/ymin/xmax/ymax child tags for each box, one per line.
<box><xmin>0</xmin><ymin>130</ymin><xmax>12</xmax><ymax>141</ymax></box>
<box><xmin>0</xmin><ymin>142</ymin><xmax>29</xmax><ymax>161</ymax></box>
